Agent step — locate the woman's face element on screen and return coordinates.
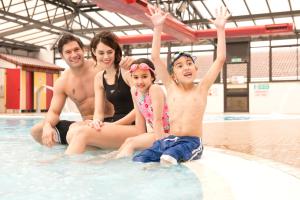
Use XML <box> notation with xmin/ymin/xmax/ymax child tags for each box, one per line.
<box><xmin>93</xmin><ymin>42</ymin><xmax>115</xmax><ymax>69</ymax></box>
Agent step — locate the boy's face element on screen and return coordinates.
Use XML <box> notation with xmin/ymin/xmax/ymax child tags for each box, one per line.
<box><xmin>172</xmin><ymin>56</ymin><xmax>198</xmax><ymax>84</ymax></box>
<box><xmin>61</xmin><ymin>41</ymin><xmax>84</xmax><ymax>69</ymax></box>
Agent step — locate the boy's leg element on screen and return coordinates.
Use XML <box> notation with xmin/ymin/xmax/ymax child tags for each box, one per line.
<box><xmin>132</xmin><ymin>139</ymin><xmax>164</xmax><ymax>163</ymax></box>
<box><xmin>161</xmin><ymin>137</ymin><xmax>203</xmax><ymax>164</ymax></box>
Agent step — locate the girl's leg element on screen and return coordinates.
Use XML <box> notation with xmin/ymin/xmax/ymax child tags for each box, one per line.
<box><xmin>116</xmin><ymin>133</ymin><xmax>156</xmax><ymax>158</ymax></box>
<box><xmin>65</xmin><ymin>123</ymin><xmax>141</xmax><ymax>155</ymax></box>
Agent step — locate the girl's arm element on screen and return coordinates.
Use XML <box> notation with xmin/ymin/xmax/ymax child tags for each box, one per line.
<box><xmin>149</xmin><ymin>84</ymin><xmax>166</xmax><ymax>139</ymax></box>
<box><xmin>131</xmin><ymin>88</ymin><xmax>147</xmax><ymax>133</ymax></box>
<box><xmin>146</xmin><ymin>6</ymin><xmax>172</xmax><ymax>85</ymax></box>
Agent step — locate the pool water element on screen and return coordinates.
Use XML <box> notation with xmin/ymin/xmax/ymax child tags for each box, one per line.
<box><xmin>0</xmin><ymin>118</ymin><xmax>202</xmax><ymax>200</ymax></box>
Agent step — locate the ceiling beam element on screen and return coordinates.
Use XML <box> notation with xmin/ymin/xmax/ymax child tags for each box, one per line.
<box><xmin>0</xmin><ymin>10</ymin><xmax>90</xmax><ymax>40</ymax></box>
<box><xmin>72</xmin><ymin>24</ymin><xmax>147</xmax><ymax>33</ymax></box>
<box><xmin>0</xmin><ymin>40</ymin><xmax>42</xmax><ymax>52</ymax></box>
<box><xmin>184</xmin><ymin>10</ymin><xmax>300</xmax><ymax>24</ymax></box>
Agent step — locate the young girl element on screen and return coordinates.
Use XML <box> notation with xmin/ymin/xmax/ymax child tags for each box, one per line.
<box><xmin>115</xmin><ymin>58</ymin><xmax>170</xmax><ymax>158</ymax></box>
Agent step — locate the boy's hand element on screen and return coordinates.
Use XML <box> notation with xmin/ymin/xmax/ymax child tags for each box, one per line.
<box><xmin>208</xmin><ymin>6</ymin><xmax>230</xmax><ymax>29</ymax></box>
<box><xmin>145</xmin><ymin>5</ymin><xmax>169</xmax><ymax>27</ymax></box>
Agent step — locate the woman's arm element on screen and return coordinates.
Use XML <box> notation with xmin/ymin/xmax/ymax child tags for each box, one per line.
<box><xmin>91</xmin><ymin>71</ymin><xmax>106</xmax><ymax>130</ymax></box>
<box><xmin>113</xmin><ymin>110</ymin><xmax>135</xmax><ymax>125</ymax></box>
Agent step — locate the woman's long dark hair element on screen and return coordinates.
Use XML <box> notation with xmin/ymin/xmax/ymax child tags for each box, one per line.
<box><xmin>90</xmin><ymin>31</ymin><xmax>122</xmax><ymax>71</ymax></box>
<box><xmin>90</xmin><ymin>31</ymin><xmax>123</xmax><ymax>90</ymax></box>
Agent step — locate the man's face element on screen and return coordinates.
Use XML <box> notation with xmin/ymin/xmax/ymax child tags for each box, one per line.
<box><xmin>61</xmin><ymin>41</ymin><xmax>84</xmax><ymax>69</ymax></box>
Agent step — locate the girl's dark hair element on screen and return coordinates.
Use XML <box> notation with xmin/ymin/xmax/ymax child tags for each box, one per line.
<box><xmin>131</xmin><ymin>58</ymin><xmax>156</xmax><ymax>83</ymax></box>
<box><xmin>90</xmin><ymin>31</ymin><xmax>122</xmax><ymax>70</ymax></box>
<box><xmin>57</xmin><ymin>34</ymin><xmax>84</xmax><ymax>54</ymax></box>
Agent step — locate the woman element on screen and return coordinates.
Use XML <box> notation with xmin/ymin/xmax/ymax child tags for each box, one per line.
<box><xmin>65</xmin><ymin>31</ymin><xmax>142</xmax><ymax>154</ymax></box>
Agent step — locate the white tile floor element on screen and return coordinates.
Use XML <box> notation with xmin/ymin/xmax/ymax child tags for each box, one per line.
<box><xmin>185</xmin><ymin>147</ymin><xmax>300</xmax><ymax>200</ymax></box>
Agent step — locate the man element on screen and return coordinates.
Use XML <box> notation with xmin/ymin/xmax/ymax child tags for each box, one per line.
<box><xmin>31</xmin><ymin>34</ymin><xmax>132</xmax><ymax>147</ymax></box>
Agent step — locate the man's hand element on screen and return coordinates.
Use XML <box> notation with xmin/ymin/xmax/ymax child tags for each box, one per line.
<box><xmin>119</xmin><ymin>56</ymin><xmax>134</xmax><ymax>70</ymax></box>
<box><xmin>42</xmin><ymin>124</ymin><xmax>56</xmax><ymax>147</ymax></box>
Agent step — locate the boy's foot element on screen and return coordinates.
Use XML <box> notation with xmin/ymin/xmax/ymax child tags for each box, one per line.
<box><xmin>160</xmin><ymin>155</ymin><xmax>177</xmax><ymax>165</ymax></box>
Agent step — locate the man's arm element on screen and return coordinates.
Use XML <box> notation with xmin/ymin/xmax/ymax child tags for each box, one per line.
<box><xmin>200</xmin><ymin>7</ymin><xmax>230</xmax><ymax>91</ymax></box>
<box><xmin>146</xmin><ymin>6</ymin><xmax>172</xmax><ymax>85</ymax></box>
<box><xmin>42</xmin><ymin>77</ymin><xmax>67</xmax><ymax>147</ymax></box>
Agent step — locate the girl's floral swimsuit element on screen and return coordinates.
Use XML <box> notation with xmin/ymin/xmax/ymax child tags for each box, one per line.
<box><xmin>135</xmin><ymin>89</ymin><xmax>170</xmax><ymax>133</ymax></box>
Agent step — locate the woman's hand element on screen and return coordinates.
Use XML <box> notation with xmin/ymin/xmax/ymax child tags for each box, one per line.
<box><xmin>88</xmin><ymin>119</ymin><xmax>104</xmax><ymax>131</ymax></box>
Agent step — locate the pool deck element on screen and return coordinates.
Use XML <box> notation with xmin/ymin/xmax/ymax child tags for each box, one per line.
<box><xmin>185</xmin><ymin>147</ymin><xmax>300</xmax><ymax>200</ymax></box>
<box><xmin>203</xmin><ymin>118</ymin><xmax>300</xmax><ymax>168</ymax></box>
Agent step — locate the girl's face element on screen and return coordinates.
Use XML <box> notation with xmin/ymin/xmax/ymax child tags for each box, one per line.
<box><xmin>131</xmin><ymin>68</ymin><xmax>154</xmax><ymax>93</ymax></box>
<box><xmin>93</xmin><ymin>42</ymin><xmax>115</xmax><ymax>69</ymax></box>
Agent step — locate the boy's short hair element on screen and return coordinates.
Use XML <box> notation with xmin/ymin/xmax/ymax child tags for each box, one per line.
<box><xmin>168</xmin><ymin>51</ymin><xmax>195</xmax><ymax>74</ymax></box>
<box><xmin>57</xmin><ymin>34</ymin><xmax>84</xmax><ymax>54</ymax></box>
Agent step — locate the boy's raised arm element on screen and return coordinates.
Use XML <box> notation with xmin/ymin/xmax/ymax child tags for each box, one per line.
<box><xmin>146</xmin><ymin>6</ymin><xmax>172</xmax><ymax>85</ymax></box>
<box><xmin>201</xmin><ymin>7</ymin><xmax>230</xmax><ymax>90</ymax></box>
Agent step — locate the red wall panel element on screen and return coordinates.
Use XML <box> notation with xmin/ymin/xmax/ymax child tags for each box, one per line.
<box><xmin>46</xmin><ymin>73</ymin><xmax>53</xmax><ymax>110</ymax></box>
<box><xmin>6</xmin><ymin>68</ymin><xmax>20</xmax><ymax>109</ymax></box>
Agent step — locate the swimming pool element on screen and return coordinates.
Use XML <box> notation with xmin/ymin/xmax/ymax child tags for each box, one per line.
<box><xmin>0</xmin><ymin>118</ymin><xmax>202</xmax><ymax>200</ymax></box>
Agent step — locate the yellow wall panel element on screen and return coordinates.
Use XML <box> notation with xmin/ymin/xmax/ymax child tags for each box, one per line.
<box><xmin>53</xmin><ymin>73</ymin><xmax>59</xmax><ymax>82</ymax></box>
<box><xmin>34</xmin><ymin>71</ymin><xmax>46</xmax><ymax>111</ymax></box>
